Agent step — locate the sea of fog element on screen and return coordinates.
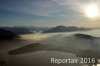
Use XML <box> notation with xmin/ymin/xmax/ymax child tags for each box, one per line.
<box><xmin>0</xmin><ymin>29</ymin><xmax>100</xmax><ymax>66</ymax></box>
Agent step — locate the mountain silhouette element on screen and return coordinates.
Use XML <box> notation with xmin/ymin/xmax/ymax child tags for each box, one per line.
<box><xmin>43</xmin><ymin>25</ymin><xmax>88</xmax><ymax>33</ymax></box>
<box><xmin>74</xmin><ymin>34</ymin><xmax>96</xmax><ymax>39</ymax></box>
<box><xmin>7</xmin><ymin>28</ymin><xmax>33</xmax><ymax>35</ymax></box>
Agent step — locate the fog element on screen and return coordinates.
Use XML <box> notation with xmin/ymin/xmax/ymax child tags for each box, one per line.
<box><xmin>0</xmin><ymin>29</ymin><xmax>100</xmax><ymax>66</ymax></box>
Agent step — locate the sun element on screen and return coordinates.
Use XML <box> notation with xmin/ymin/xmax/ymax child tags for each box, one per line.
<box><xmin>84</xmin><ymin>4</ymin><xmax>99</xmax><ymax>18</ymax></box>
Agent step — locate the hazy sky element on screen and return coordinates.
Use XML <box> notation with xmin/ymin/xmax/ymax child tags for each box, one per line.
<box><xmin>0</xmin><ymin>0</ymin><xmax>100</xmax><ymax>27</ymax></box>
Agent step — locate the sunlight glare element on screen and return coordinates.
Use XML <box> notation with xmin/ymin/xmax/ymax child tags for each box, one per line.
<box><xmin>97</xmin><ymin>64</ymin><xmax>100</xmax><ymax>66</ymax></box>
<box><xmin>85</xmin><ymin>4</ymin><xmax>99</xmax><ymax>18</ymax></box>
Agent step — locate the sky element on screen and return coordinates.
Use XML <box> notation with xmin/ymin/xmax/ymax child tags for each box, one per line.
<box><xmin>0</xmin><ymin>0</ymin><xmax>100</xmax><ymax>27</ymax></box>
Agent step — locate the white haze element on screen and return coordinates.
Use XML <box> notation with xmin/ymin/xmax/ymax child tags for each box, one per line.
<box><xmin>0</xmin><ymin>29</ymin><xmax>100</xmax><ymax>66</ymax></box>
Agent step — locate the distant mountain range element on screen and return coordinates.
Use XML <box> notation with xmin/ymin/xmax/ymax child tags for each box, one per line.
<box><xmin>0</xmin><ymin>25</ymin><xmax>91</xmax><ymax>34</ymax></box>
<box><xmin>0</xmin><ymin>29</ymin><xmax>20</xmax><ymax>40</ymax></box>
<box><xmin>0</xmin><ymin>26</ymin><xmax>52</xmax><ymax>35</ymax></box>
<box><xmin>43</xmin><ymin>25</ymin><xmax>90</xmax><ymax>33</ymax></box>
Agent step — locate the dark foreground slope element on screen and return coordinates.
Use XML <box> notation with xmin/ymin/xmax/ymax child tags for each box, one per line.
<box><xmin>0</xmin><ymin>29</ymin><xmax>20</xmax><ymax>40</ymax></box>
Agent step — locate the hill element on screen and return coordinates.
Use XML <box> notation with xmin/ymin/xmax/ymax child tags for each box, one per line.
<box><xmin>0</xmin><ymin>29</ymin><xmax>20</xmax><ymax>40</ymax></box>
<box><xmin>43</xmin><ymin>25</ymin><xmax>89</xmax><ymax>33</ymax></box>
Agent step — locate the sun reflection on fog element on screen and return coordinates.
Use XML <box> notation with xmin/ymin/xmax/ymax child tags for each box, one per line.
<box><xmin>97</xmin><ymin>64</ymin><xmax>100</xmax><ymax>66</ymax></box>
<box><xmin>21</xmin><ymin>33</ymin><xmax>48</xmax><ymax>41</ymax></box>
